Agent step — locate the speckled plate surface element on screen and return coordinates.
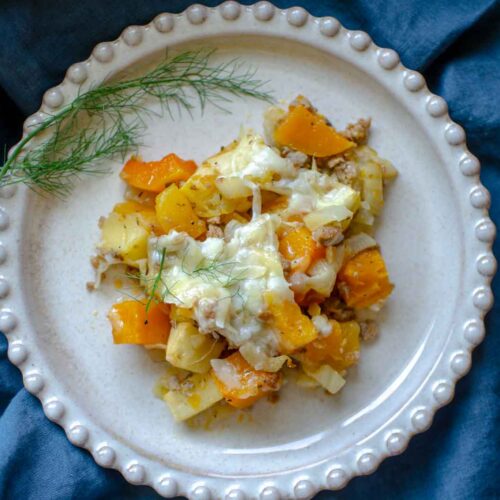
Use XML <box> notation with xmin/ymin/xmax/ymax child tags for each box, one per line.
<box><xmin>1</xmin><ymin>2</ymin><xmax>496</xmax><ymax>499</ymax></box>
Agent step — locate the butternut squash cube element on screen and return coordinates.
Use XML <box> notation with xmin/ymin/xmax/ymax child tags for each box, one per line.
<box><xmin>274</xmin><ymin>104</ymin><xmax>355</xmax><ymax>157</ymax></box>
<box><xmin>120</xmin><ymin>153</ymin><xmax>197</xmax><ymax>193</ymax></box>
<box><xmin>264</xmin><ymin>292</ymin><xmax>318</xmax><ymax>353</ymax></box>
<box><xmin>337</xmin><ymin>248</ymin><xmax>394</xmax><ymax>308</ymax></box>
<box><xmin>278</xmin><ymin>225</ymin><xmax>325</xmax><ymax>273</ymax></box>
<box><xmin>155</xmin><ymin>184</ymin><xmax>206</xmax><ymax>238</ymax></box>
<box><xmin>108</xmin><ymin>301</ymin><xmax>170</xmax><ymax>345</ymax></box>
<box><xmin>211</xmin><ymin>352</ymin><xmax>282</xmax><ymax>409</ymax></box>
<box><xmin>305</xmin><ymin>320</ymin><xmax>360</xmax><ymax>371</ymax></box>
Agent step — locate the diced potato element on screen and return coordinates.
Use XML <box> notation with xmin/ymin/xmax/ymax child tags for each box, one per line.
<box><xmin>181</xmin><ymin>173</ymin><xmax>224</xmax><ymax>218</ymax></box>
<box><xmin>346</xmin><ymin>144</ymin><xmax>398</xmax><ymax>183</ymax></box>
<box><xmin>164</xmin><ymin>372</ymin><xmax>223</xmax><ymax>421</ymax></box>
<box><xmin>274</xmin><ymin>103</ymin><xmax>355</xmax><ymax>157</ymax></box>
<box><xmin>99</xmin><ymin>211</ymin><xmax>151</xmax><ymax>263</ymax></box>
<box><xmin>264</xmin><ymin>292</ymin><xmax>318</xmax><ymax>353</ymax></box>
<box><xmin>124</xmin><ymin>186</ymin><xmax>157</xmax><ymax>207</ymax></box>
<box><xmin>211</xmin><ymin>352</ymin><xmax>282</xmax><ymax>409</ymax></box>
<box><xmin>166</xmin><ymin>322</ymin><xmax>225</xmax><ymax>373</ymax></box>
<box><xmin>155</xmin><ymin>184</ymin><xmax>206</xmax><ymax>238</ymax></box>
<box><xmin>120</xmin><ymin>153</ymin><xmax>197</xmax><ymax>193</ymax></box>
<box><xmin>278</xmin><ymin>225</ymin><xmax>325</xmax><ymax>273</ymax></box>
<box><xmin>108</xmin><ymin>301</ymin><xmax>170</xmax><ymax>345</ymax></box>
<box><xmin>113</xmin><ymin>201</ymin><xmax>162</xmax><ymax>234</ymax></box>
<box><xmin>181</xmin><ymin>173</ymin><xmax>251</xmax><ymax>218</ymax></box>
<box><xmin>336</xmin><ymin>248</ymin><xmax>394</xmax><ymax>308</ymax></box>
<box><xmin>305</xmin><ymin>320</ymin><xmax>360</xmax><ymax>371</ymax></box>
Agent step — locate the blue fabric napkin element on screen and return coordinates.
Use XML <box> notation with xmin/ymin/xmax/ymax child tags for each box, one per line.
<box><xmin>0</xmin><ymin>1</ymin><xmax>498</xmax><ymax>498</ymax></box>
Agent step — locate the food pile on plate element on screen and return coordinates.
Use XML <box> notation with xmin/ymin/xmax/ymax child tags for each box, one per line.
<box><xmin>93</xmin><ymin>96</ymin><xmax>397</xmax><ymax>421</ymax></box>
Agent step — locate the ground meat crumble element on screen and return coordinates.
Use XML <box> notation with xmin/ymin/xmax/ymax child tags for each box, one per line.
<box><xmin>359</xmin><ymin>320</ymin><xmax>379</xmax><ymax>341</ymax></box>
<box><xmin>340</xmin><ymin>117</ymin><xmax>371</xmax><ymax>145</ymax></box>
<box><xmin>322</xmin><ymin>296</ymin><xmax>355</xmax><ymax>321</ymax></box>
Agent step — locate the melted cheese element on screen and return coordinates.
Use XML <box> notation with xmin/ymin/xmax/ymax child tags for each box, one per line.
<box><xmin>204</xmin><ymin>131</ymin><xmax>360</xmax><ymax>219</ymax></box>
<box><xmin>205</xmin><ymin>133</ymin><xmax>293</xmax><ymax>181</ymax></box>
<box><xmin>146</xmin><ymin>132</ymin><xmax>361</xmax><ymax>355</ymax></box>
<box><xmin>148</xmin><ymin>214</ymin><xmax>292</xmax><ymax>351</ymax></box>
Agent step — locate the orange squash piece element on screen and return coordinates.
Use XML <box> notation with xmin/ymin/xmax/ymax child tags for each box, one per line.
<box><xmin>274</xmin><ymin>105</ymin><xmax>355</xmax><ymax>157</ymax></box>
<box><xmin>108</xmin><ymin>301</ymin><xmax>171</xmax><ymax>345</ymax></box>
<box><xmin>264</xmin><ymin>292</ymin><xmax>318</xmax><ymax>353</ymax></box>
<box><xmin>155</xmin><ymin>184</ymin><xmax>206</xmax><ymax>238</ymax></box>
<box><xmin>305</xmin><ymin>320</ymin><xmax>360</xmax><ymax>371</ymax></box>
<box><xmin>120</xmin><ymin>153</ymin><xmax>197</xmax><ymax>193</ymax></box>
<box><xmin>212</xmin><ymin>352</ymin><xmax>282</xmax><ymax>409</ymax></box>
<box><xmin>336</xmin><ymin>248</ymin><xmax>394</xmax><ymax>308</ymax></box>
<box><xmin>279</xmin><ymin>225</ymin><xmax>325</xmax><ymax>273</ymax></box>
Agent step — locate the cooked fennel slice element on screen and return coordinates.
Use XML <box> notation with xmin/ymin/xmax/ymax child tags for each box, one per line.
<box><xmin>164</xmin><ymin>372</ymin><xmax>223</xmax><ymax>422</ymax></box>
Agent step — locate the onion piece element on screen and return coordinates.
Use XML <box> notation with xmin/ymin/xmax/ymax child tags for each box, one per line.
<box><xmin>303</xmin><ymin>365</ymin><xmax>346</xmax><ymax>394</ymax></box>
<box><xmin>240</xmin><ymin>343</ymin><xmax>290</xmax><ymax>372</ymax></box>
<box><xmin>345</xmin><ymin>232</ymin><xmax>377</xmax><ymax>257</ymax></box>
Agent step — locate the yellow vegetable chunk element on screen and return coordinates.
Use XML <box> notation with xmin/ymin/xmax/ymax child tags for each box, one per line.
<box><xmin>212</xmin><ymin>352</ymin><xmax>282</xmax><ymax>409</ymax></box>
<box><xmin>113</xmin><ymin>201</ymin><xmax>162</xmax><ymax>234</ymax></box>
<box><xmin>169</xmin><ymin>305</ymin><xmax>193</xmax><ymax>323</ymax></box>
<box><xmin>164</xmin><ymin>372</ymin><xmax>223</xmax><ymax>421</ymax></box>
<box><xmin>98</xmin><ymin>211</ymin><xmax>151</xmax><ymax>263</ymax></box>
<box><xmin>181</xmin><ymin>173</ymin><xmax>251</xmax><ymax>218</ymax></box>
<box><xmin>360</xmin><ymin>160</ymin><xmax>384</xmax><ymax>216</ymax></box>
<box><xmin>155</xmin><ymin>184</ymin><xmax>206</xmax><ymax>238</ymax></box>
<box><xmin>166</xmin><ymin>322</ymin><xmax>225</xmax><ymax>374</ymax></box>
<box><xmin>305</xmin><ymin>320</ymin><xmax>360</xmax><ymax>371</ymax></box>
<box><xmin>337</xmin><ymin>248</ymin><xmax>394</xmax><ymax>308</ymax></box>
<box><xmin>278</xmin><ymin>225</ymin><xmax>325</xmax><ymax>273</ymax></box>
<box><xmin>120</xmin><ymin>153</ymin><xmax>197</xmax><ymax>193</ymax></box>
<box><xmin>264</xmin><ymin>292</ymin><xmax>318</xmax><ymax>353</ymax></box>
<box><xmin>274</xmin><ymin>104</ymin><xmax>355</xmax><ymax>157</ymax></box>
<box><xmin>108</xmin><ymin>301</ymin><xmax>170</xmax><ymax>345</ymax></box>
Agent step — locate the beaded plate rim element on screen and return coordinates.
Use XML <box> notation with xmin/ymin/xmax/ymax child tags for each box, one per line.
<box><xmin>1</xmin><ymin>2</ymin><xmax>496</xmax><ymax>498</ymax></box>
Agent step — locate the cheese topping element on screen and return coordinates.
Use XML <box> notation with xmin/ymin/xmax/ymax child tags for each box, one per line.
<box><xmin>204</xmin><ymin>131</ymin><xmax>360</xmax><ymax>220</ymax></box>
<box><xmin>148</xmin><ymin>214</ymin><xmax>292</xmax><ymax>351</ymax></box>
<box><xmin>99</xmin><ymin>96</ymin><xmax>398</xmax><ymax>422</ymax></box>
<box><xmin>146</xmin><ymin>132</ymin><xmax>362</xmax><ymax>353</ymax></box>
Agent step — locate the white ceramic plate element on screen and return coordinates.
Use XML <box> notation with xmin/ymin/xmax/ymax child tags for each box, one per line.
<box><xmin>1</xmin><ymin>2</ymin><xmax>496</xmax><ymax>499</ymax></box>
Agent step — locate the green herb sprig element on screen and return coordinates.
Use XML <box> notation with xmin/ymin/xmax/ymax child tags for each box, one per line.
<box><xmin>0</xmin><ymin>49</ymin><xmax>273</xmax><ymax>196</ymax></box>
